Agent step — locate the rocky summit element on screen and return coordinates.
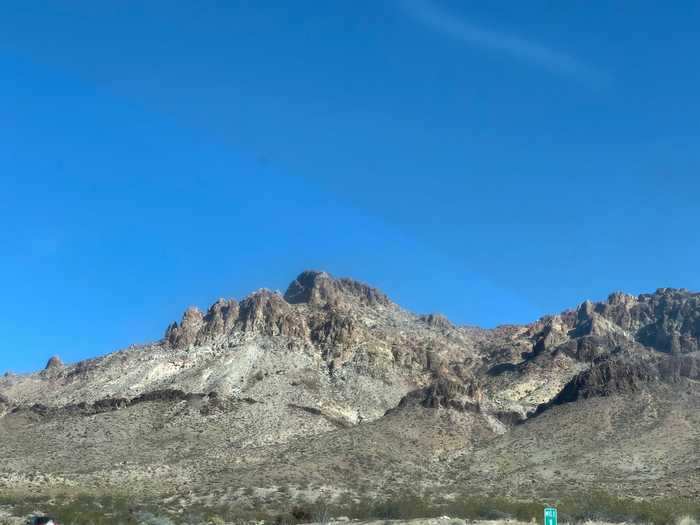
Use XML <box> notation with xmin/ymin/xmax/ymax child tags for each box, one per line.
<box><xmin>0</xmin><ymin>271</ymin><xmax>698</xmax><ymax>514</ymax></box>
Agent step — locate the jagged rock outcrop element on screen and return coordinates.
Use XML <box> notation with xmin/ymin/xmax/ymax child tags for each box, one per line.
<box><xmin>163</xmin><ymin>272</ymin><xmax>393</xmax><ymax>350</ymax></box>
<box><xmin>198</xmin><ymin>298</ymin><xmax>239</xmax><ymax>342</ymax></box>
<box><xmin>17</xmin><ymin>389</ymin><xmax>220</xmax><ymax>419</ymax></box>
<box><xmin>396</xmin><ymin>377</ymin><xmax>483</xmax><ymax>412</ymax></box>
<box><xmin>44</xmin><ymin>356</ymin><xmax>64</xmax><ymax>370</ymax></box>
<box><xmin>284</xmin><ymin>270</ymin><xmax>390</xmax><ymax>307</ymax></box>
<box><xmin>164</xmin><ymin>291</ymin><xmax>307</xmax><ymax>349</ymax></box>
<box><xmin>153</xmin><ymin>282</ymin><xmax>700</xmax><ymax>428</ymax></box>
<box><xmin>554</xmin><ymin>352</ymin><xmax>700</xmax><ymax>404</ymax></box>
<box><xmin>527</xmin><ymin>288</ymin><xmax>700</xmax><ymax>359</ymax></box>
<box><xmin>419</xmin><ymin>313</ymin><xmax>453</xmax><ymax>330</ymax></box>
<box><xmin>477</xmin><ymin>288</ymin><xmax>700</xmax><ymax>422</ymax></box>
<box><xmin>165</xmin><ymin>307</ymin><xmax>205</xmax><ymax>348</ymax></box>
<box><xmin>237</xmin><ymin>290</ymin><xmax>308</xmax><ymax>338</ymax></box>
<box><xmin>308</xmin><ymin>307</ymin><xmax>359</xmax><ymax>348</ymax></box>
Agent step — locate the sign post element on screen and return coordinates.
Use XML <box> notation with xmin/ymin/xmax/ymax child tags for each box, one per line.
<box><xmin>544</xmin><ymin>507</ymin><xmax>557</xmax><ymax>525</ymax></box>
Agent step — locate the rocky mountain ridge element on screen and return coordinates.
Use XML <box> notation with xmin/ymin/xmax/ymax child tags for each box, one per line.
<box><xmin>0</xmin><ymin>271</ymin><xmax>698</xmax><ymax>509</ymax></box>
<box><xmin>2</xmin><ymin>272</ymin><xmax>698</xmax><ymax>425</ymax></box>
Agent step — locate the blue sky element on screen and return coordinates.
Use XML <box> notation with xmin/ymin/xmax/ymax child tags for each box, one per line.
<box><xmin>2</xmin><ymin>1</ymin><xmax>700</xmax><ymax>373</ymax></box>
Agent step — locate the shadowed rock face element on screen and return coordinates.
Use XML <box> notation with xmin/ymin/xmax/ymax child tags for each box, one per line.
<box><xmin>472</xmin><ymin>287</ymin><xmax>700</xmax><ymax>422</ymax></box>
<box><xmin>18</xmin><ymin>389</ymin><xmax>218</xmax><ymax>419</ymax></box>
<box><xmin>633</xmin><ymin>289</ymin><xmax>700</xmax><ymax>353</ymax></box>
<box><xmin>570</xmin><ymin>353</ymin><xmax>698</xmax><ymax>399</ymax></box>
<box><xmin>396</xmin><ymin>377</ymin><xmax>483</xmax><ymax>412</ymax></box>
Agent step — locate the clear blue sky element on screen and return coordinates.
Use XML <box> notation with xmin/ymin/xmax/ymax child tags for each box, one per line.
<box><xmin>2</xmin><ymin>1</ymin><xmax>699</xmax><ymax>373</ymax></box>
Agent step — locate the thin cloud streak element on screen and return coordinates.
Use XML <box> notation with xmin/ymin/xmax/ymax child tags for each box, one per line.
<box><xmin>400</xmin><ymin>0</ymin><xmax>606</xmax><ymax>85</ymax></box>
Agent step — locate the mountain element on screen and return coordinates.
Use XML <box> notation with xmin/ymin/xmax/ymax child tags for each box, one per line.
<box><xmin>0</xmin><ymin>271</ymin><xmax>698</xmax><ymax>515</ymax></box>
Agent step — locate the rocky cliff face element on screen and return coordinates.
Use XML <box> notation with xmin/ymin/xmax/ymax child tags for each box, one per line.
<box><xmin>478</xmin><ymin>287</ymin><xmax>700</xmax><ymax>420</ymax></box>
<box><xmin>528</xmin><ymin>288</ymin><xmax>700</xmax><ymax>357</ymax></box>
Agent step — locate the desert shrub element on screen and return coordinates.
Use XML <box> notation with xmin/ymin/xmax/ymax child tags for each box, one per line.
<box><xmin>334</xmin><ymin>492</ymin><xmax>700</xmax><ymax>524</ymax></box>
<box><xmin>45</xmin><ymin>500</ymin><xmax>113</xmax><ymax>525</ymax></box>
<box><xmin>558</xmin><ymin>491</ymin><xmax>700</xmax><ymax>525</ymax></box>
<box><xmin>289</xmin><ymin>505</ymin><xmax>312</xmax><ymax>522</ymax></box>
<box><xmin>4</xmin><ymin>489</ymin><xmax>698</xmax><ymax>525</ymax></box>
<box><xmin>342</xmin><ymin>493</ymin><xmax>439</xmax><ymax>520</ymax></box>
<box><xmin>0</xmin><ymin>493</ymin><xmax>184</xmax><ymax>525</ymax></box>
<box><xmin>445</xmin><ymin>495</ymin><xmax>526</xmax><ymax>521</ymax></box>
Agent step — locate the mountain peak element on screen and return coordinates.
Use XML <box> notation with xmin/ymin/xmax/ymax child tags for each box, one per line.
<box><xmin>284</xmin><ymin>270</ymin><xmax>390</xmax><ymax>307</ymax></box>
<box><xmin>283</xmin><ymin>270</ymin><xmax>330</xmax><ymax>304</ymax></box>
<box><xmin>45</xmin><ymin>355</ymin><xmax>64</xmax><ymax>370</ymax></box>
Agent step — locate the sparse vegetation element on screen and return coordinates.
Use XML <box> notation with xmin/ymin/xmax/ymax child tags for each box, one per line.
<box><xmin>1</xmin><ymin>490</ymin><xmax>699</xmax><ymax>524</ymax></box>
<box><xmin>283</xmin><ymin>491</ymin><xmax>699</xmax><ymax>525</ymax></box>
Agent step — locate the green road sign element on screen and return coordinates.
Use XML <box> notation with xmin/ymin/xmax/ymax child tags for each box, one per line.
<box><xmin>545</xmin><ymin>507</ymin><xmax>557</xmax><ymax>525</ymax></box>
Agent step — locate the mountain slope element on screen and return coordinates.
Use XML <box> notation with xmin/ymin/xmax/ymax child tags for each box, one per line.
<box><xmin>0</xmin><ymin>271</ymin><xmax>698</xmax><ymax>512</ymax></box>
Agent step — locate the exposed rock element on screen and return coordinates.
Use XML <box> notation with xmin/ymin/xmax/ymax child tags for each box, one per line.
<box><xmin>521</xmin><ymin>288</ymin><xmax>700</xmax><ymax>361</ymax></box>
<box><xmin>593</xmin><ymin>288</ymin><xmax>700</xmax><ymax>353</ymax></box>
<box><xmin>548</xmin><ymin>357</ymin><xmax>659</xmax><ymax>404</ymax></box>
<box><xmin>537</xmin><ymin>352</ymin><xmax>700</xmax><ymax>414</ymax></box>
<box><xmin>418</xmin><ymin>313</ymin><xmax>453</xmax><ymax>330</ymax></box>
<box><xmin>165</xmin><ymin>306</ymin><xmax>204</xmax><ymax>348</ymax></box>
<box><xmin>0</xmin><ymin>394</ymin><xmax>11</xmax><ymax>416</ymax></box>
<box><xmin>198</xmin><ymin>298</ymin><xmax>239</xmax><ymax>343</ymax></box>
<box><xmin>165</xmin><ymin>292</ymin><xmax>307</xmax><ymax>348</ymax></box>
<box><xmin>163</xmin><ymin>271</ymin><xmax>393</xmax><ymax>351</ymax></box>
<box><xmin>284</xmin><ymin>270</ymin><xmax>390</xmax><ymax>307</ymax></box>
<box><xmin>396</xmin><ymin>377</ymin><xmax>483</xmax><ymax>413</ymax></box>
<box><xmin>44</xmin><ymin>356</ymin><xmax>64</xmax><ymax>370</ymax></box>
<box><xmin>237</xmin><ymin>289</ymin><xmax>308</xmax><ymax>338</ymax></box>
<box><xmin>307</xmin><ymin>306</ymin><xmax>365</xmax><ymax>367</ymax></box>
<box><xmin>17</xmin><ymin>389</ymin><xmax>216</xmax><ymax>419</ymax></box>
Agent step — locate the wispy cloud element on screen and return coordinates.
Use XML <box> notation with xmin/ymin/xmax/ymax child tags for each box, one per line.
<box><xmin>400</xmin><ymin>0</ymin><xmax>606</xmax><ymax>85</ymax></box>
